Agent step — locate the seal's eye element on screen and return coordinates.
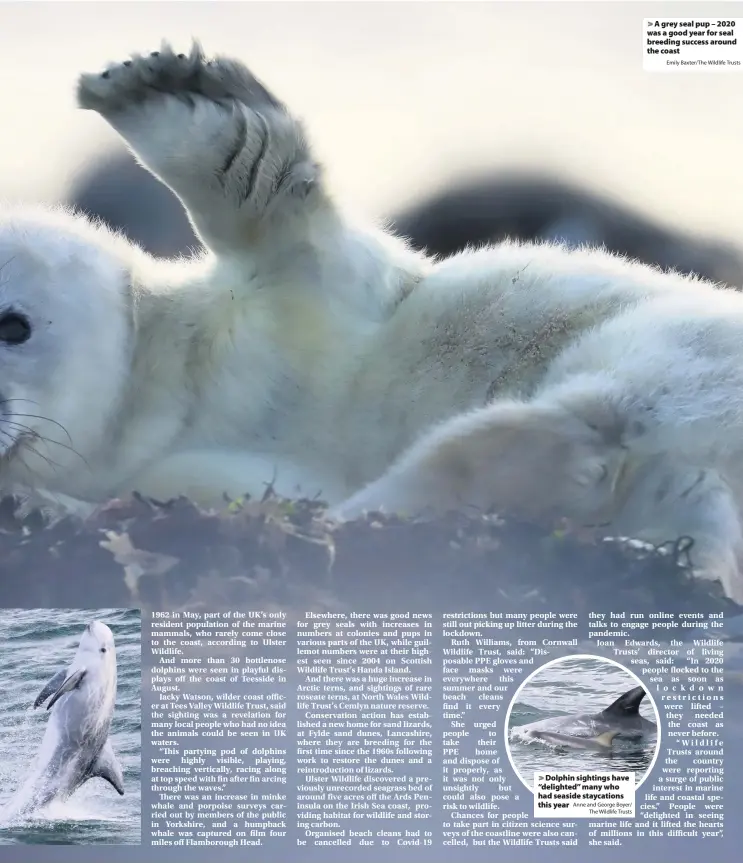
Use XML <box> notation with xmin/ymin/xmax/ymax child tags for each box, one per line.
<box><xmin>0</xmin><ymin>312</ymin><xmax>32</xmax><ymax>345</ymax></box>
<box><xmin>100</xmin><ymin>647</ymin><xmax>107</xmax><ymax>653</ymax></box>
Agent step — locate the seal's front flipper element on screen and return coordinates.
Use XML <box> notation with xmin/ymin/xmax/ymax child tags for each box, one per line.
<box><xmin>46</xmin><ymin>668</ymin><xmax>87</xmax><ymax>710</ymax></box>
<box><xmin>33</xmin><ymin>669</ymin><xmax>68</xmax><ymax>708</ymax></box>
<box><xmin>90</xmin><ymin>739</ymin><xmax>125</xmax><ymax>795</ymax></box>
<box><xmin>77</xmin><ymin>42</ymin><xmax>324</xmax><ymax>257</ymax></box>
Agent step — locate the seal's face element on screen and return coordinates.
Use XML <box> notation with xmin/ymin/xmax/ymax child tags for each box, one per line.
<box><xmin>0</xmin><ymin>208</ymin><xmax>132</xmax><ymax>489</ymax></box>
<box><xmin>0</xmin><ymin>290</ymin><xmax>49</xmax><ymax>465</ymax></box>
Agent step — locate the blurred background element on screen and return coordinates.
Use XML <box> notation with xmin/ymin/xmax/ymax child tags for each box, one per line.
<box><xmin>1</xmin><ymin>1</ymin><xmax>743</xmax><ymax>281</ymax></box>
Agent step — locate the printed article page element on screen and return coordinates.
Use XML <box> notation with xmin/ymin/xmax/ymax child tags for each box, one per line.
<box><xmin>1</xmin><ymin>2</ymin><xmax>743</xmax><ymax>862</ymax></box>
<box><xmin>137</xmin><ymin>609</ymin><xmax>727</xmax><ymax>857</ymax></box>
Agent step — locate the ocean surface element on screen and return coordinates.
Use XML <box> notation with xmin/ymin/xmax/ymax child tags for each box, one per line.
<box><xmin>507</xmin><ymin>656</ymin><xmax>658</xmax><ymax>789</ymax></box>
<box><xmin>0</xmin><ymin>608</ymin><xmax>141</xmax><ymax>845</ymax></box>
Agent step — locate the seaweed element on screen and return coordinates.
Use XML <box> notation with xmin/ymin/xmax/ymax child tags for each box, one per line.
<box><xmin>0</xmin><ymin>492</ymin><xmax>737</xmax><ymax>624</ymax></box>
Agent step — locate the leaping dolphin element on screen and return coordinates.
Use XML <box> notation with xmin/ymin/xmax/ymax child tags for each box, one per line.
<box><xmin>1</xmin><ymin>621</ymin><xmax>125</xmax><ymax>821</ymax></box>
<box><xmin>511</xmin><ymin>685</ymin><xmax>657</xmax><ymax>752</ymax></box>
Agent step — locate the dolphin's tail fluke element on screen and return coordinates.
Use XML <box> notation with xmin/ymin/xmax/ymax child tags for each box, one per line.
<box><xmin>600</xmin><ymin>685</ymin><xmax>646</xmax><ymax>718</ymax></box>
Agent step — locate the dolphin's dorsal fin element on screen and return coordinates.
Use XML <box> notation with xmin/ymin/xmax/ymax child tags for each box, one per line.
<box><xmin>90</xmin><ymin>739</ymin><xmax>125</xmax><ymax>795</ymax></box>
<box><xmin>33</xmin><ymin>669</ymin><xmax>68</xmax><ymax>709</ymax></box>
<box><xmin>593</xmin><ymin>730</ymin><xmax>620</xmax><ymax>748</ymax></box>
<box><xmin>600</xmin><ymin>686</ymin><xmax>646</xmax><ymax>717</ymax></box>
<box><xmin>46</xmin><ymin>668</ymin><xmax>87</xmax><ymax>711</ymax></box>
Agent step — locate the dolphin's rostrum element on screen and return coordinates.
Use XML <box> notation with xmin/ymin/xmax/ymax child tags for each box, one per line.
<box><xmin>1</xmin><ymin>621</ymin><xmax>124</xmax><ymax>820</ymax></box>
<box><xmin>512</xmin><ymin>685</ymin><xmax>657</xmax><ymax>752</ymax></box>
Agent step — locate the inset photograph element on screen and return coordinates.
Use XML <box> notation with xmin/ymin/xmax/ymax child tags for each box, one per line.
<box><xmin>506</xmin><ymin>655</ymin><xmax>660</xmax><ymax>790</ymax></box>
<box><xmin>0</xmin><ymin>609</ymin><xmax>141</xmax><ymax>844</ymax></box>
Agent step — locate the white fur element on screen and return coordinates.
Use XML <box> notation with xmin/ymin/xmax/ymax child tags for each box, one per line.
<box><xmin>1</xmin><ymin>41</ymin><xmax>742</xmax><ymax>601</ymax></box>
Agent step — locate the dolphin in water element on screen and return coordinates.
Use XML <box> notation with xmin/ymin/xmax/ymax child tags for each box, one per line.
<box><xmin>1</xmin><ymin>621</ymin><xmax>124</xmax><ymax>821</ymax></box>
<box><xmin>511</xmin><ymin>685</ymin><xmax>656</xmax><ymax>752</ymax></box>
<box><xmin>529</xmin><ymin>728</ymin><xmax>623</xmax><ymax>751</ymax></box>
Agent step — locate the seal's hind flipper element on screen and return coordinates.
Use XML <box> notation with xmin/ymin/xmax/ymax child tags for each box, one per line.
<box><xmin>90</xmin><ymin>739</ymin><xmax>125</xmax><ymax>795</ymax></box>
<box><xmin>33</xmin><ymin>669</ymin><xmax>67</xmax><ymax>708</ymax></box>
<box><xmin>46</xmin><ymin>668</ymin><xmax>87</xmax><ymax>710</ymax></box>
